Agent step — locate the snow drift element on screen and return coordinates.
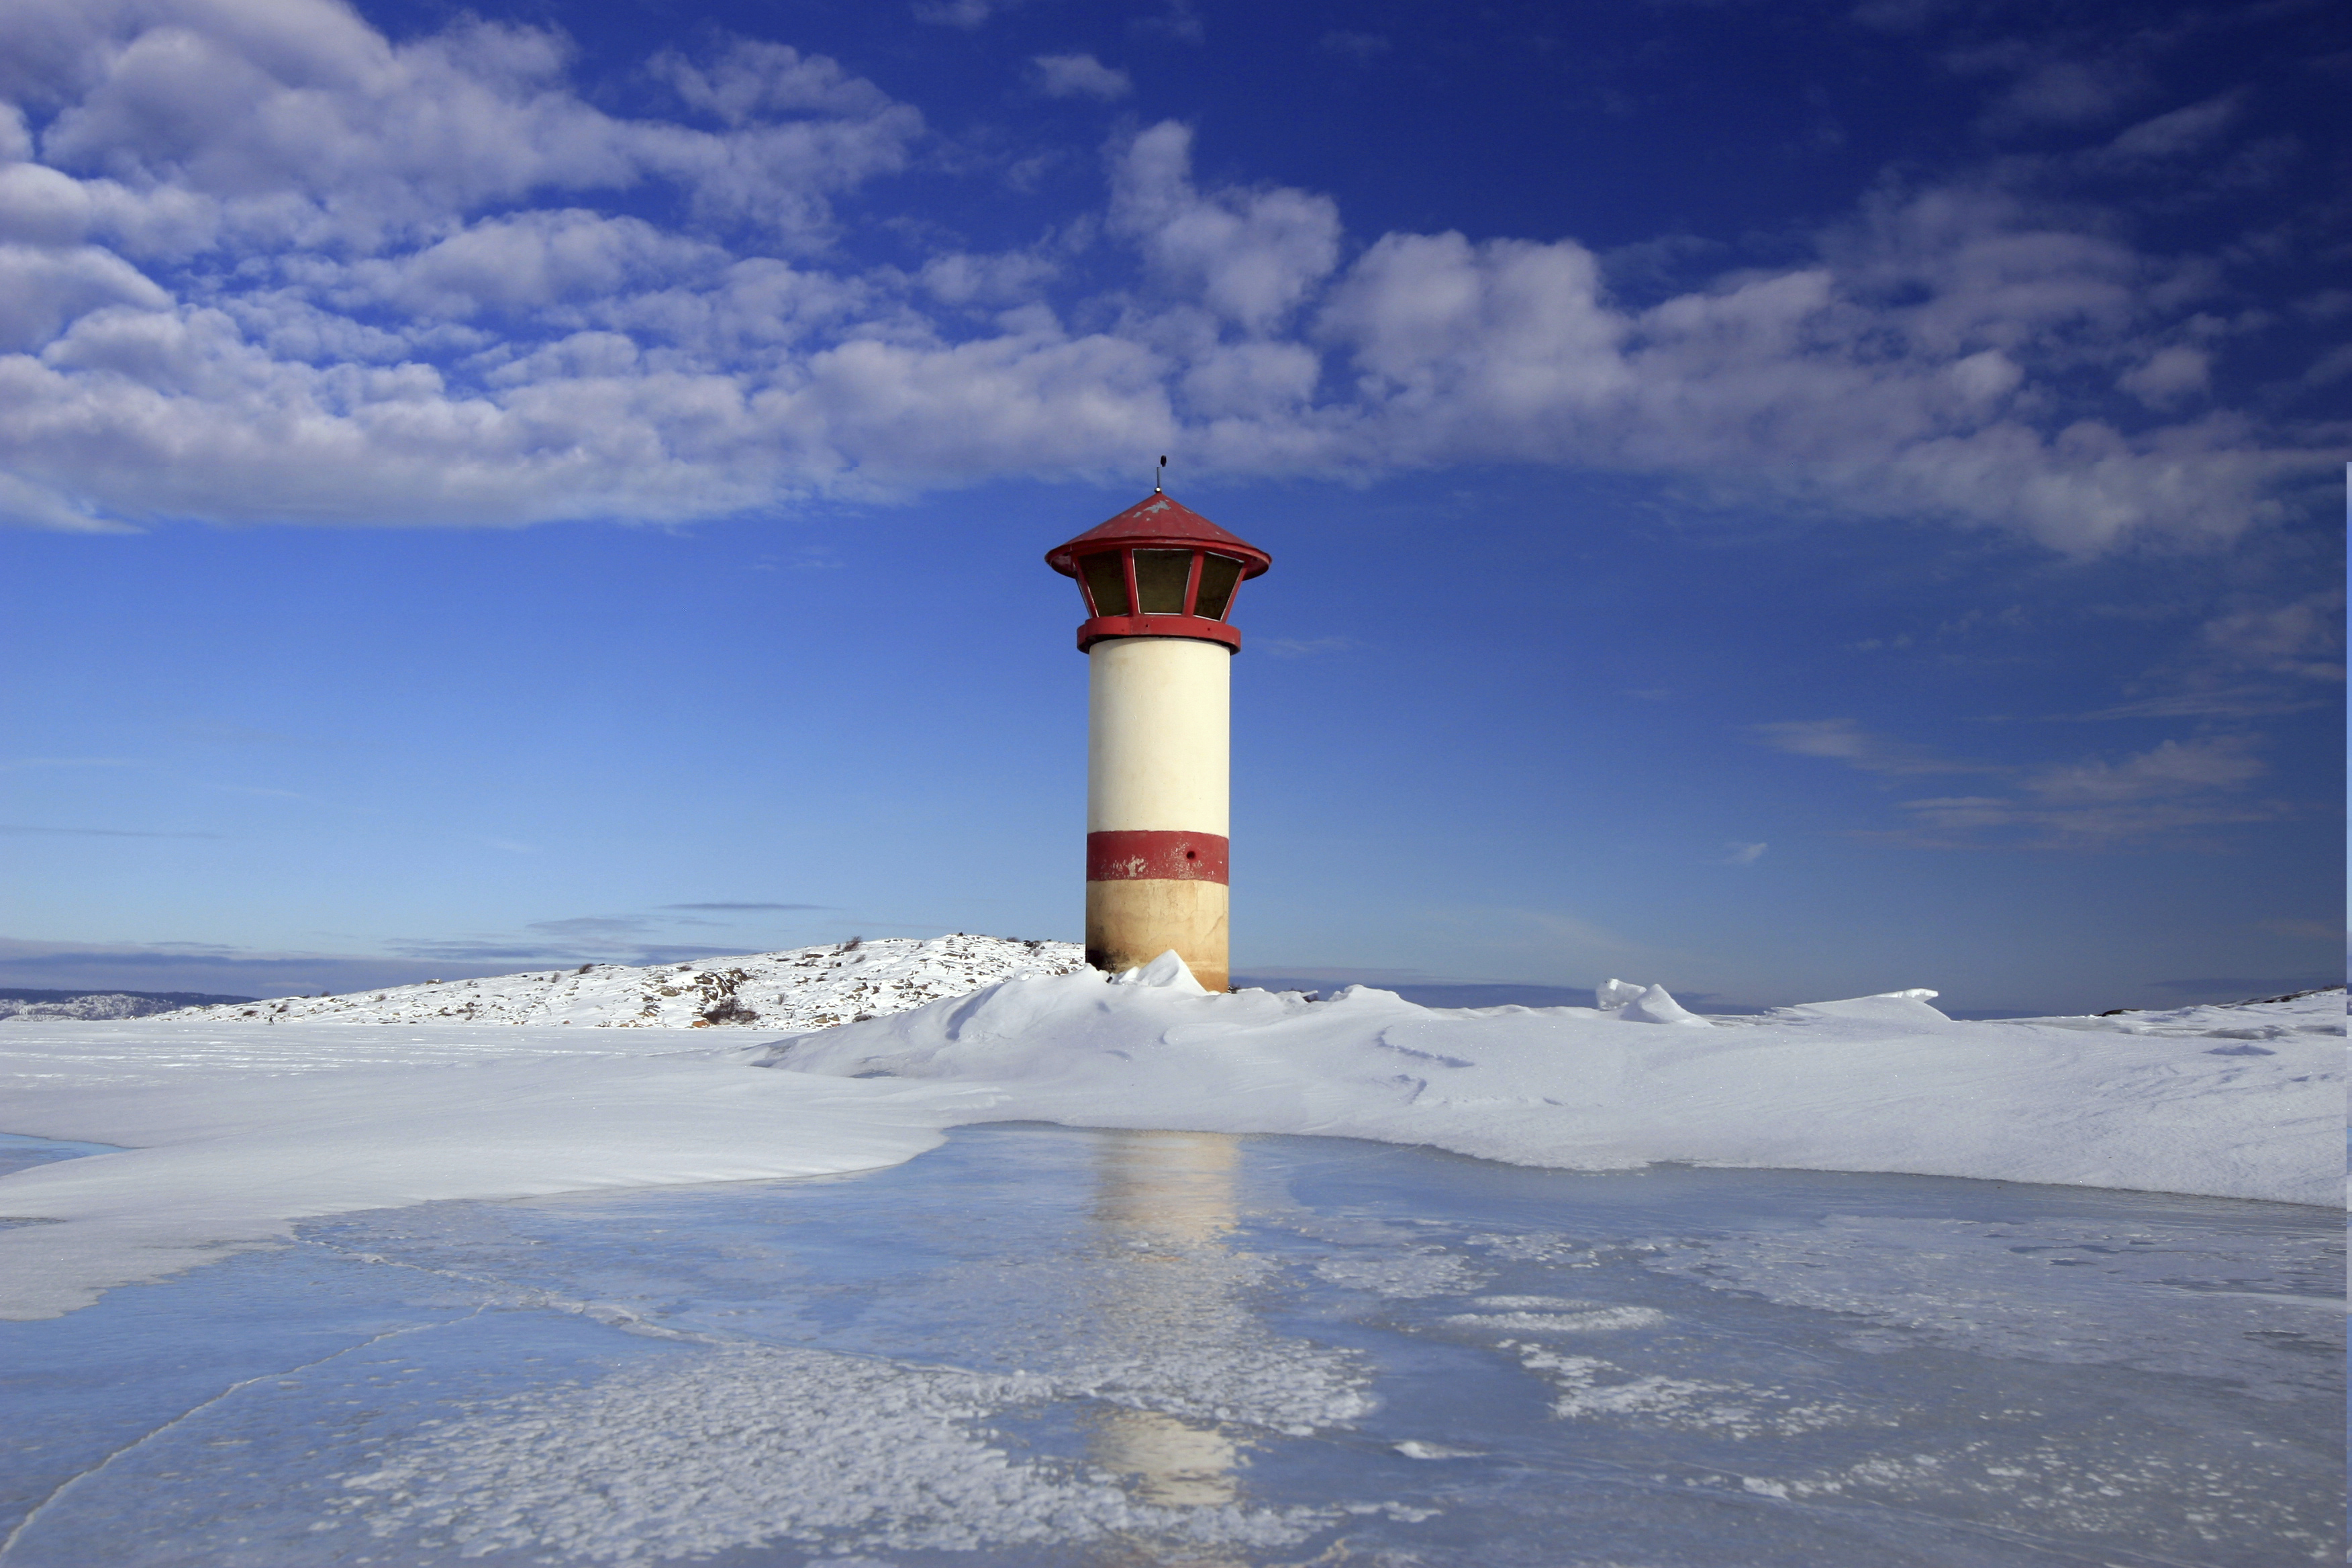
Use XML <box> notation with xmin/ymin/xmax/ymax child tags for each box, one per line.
<box><xmin>767</xmin><ymin>961</ymin><xmax>2341</xmax><ymax>1210</ymax></box>
<box><xmin>0</xmin><ymin>957</ymin><xmax>2337</xmax><ymax>1320</ymax></box>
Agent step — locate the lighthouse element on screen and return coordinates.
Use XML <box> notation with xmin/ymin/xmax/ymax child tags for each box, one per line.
<box><xmin>1046</xmin><ymin>490</ymin><xmax>1272</xmax><ymax>992</ymax></box>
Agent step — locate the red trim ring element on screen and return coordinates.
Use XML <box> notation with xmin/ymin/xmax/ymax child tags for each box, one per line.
<box><xmin>1077</xmin><ymin>615</ymin><xmax>1241</xmax><ymax>652</ymax></box>
<box><xmin>1087</xmin><ymin>830</ymin><xmax>1230</xmax><ymax>884</ymax></box>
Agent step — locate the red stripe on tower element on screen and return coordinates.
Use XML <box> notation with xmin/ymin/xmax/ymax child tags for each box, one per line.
<box><xmin>1085</xmin><ymin>830</ymin><xmax>1230</xmax><ymax>884</ymax></box>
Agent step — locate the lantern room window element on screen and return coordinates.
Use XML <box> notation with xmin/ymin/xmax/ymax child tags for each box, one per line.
<box><xmin>1079</xmin><ymin>552</ymin><xmax>1130</xmax><ymax>617</ymax></box>
<box><xmin>1193</xmin><ymin>554</ymin><xmax>1243</xmax><ymax>621</ymax></box>
<box><xmin>1132</xmin><ymin>549</ymin><xmax>1193</xmax><ymax>614</ymax></box>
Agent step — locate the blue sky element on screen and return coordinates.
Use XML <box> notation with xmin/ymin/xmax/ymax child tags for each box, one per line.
<box><xmin>1</xmin><ymin>0</ymin><xmax>2342</xmax><ymax>1014</ymax></box>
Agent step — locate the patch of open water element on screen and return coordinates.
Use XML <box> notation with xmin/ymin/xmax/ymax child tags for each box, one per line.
<box><xmin>0</xmin><ymin>1124</ymin><xmax>2338</xmax><ymax>1567</ymax></box>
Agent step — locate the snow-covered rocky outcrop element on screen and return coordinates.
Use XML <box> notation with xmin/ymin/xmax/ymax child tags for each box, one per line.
<box><xmin>0</xmin><ymin>992</ymin><xmax>254</xmax><ymax>1022</ymax></box>
<box><xmin>154</xmin><ymin>934</ymin><xmax>1086</xmax><ymax>1030</ymax></box>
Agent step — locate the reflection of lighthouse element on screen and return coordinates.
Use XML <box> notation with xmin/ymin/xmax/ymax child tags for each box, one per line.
<box><xmin>1086</xmin><ymin>1132</ymin><xmax>1245</xmax><ymax>1517</ymax></box>
<box><xmin>1046</xmin><ymin>493</ymin><xmax>1272</xmax><ymax>992</ymax></box>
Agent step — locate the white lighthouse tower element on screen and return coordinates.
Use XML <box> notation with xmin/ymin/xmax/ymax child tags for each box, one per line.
<box><xmin>1046</xmin><ymin>491</ymin><xmax>1272</xmax><ymax>992</ymax></box>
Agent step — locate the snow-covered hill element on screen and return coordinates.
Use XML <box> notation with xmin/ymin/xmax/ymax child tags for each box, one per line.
<box><xmin>155</xmin><ymin>934</ymin><xmax>1086</xmax><ymax>1030</ymax></box>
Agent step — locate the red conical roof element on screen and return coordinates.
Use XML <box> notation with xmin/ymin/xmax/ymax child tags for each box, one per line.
<box><xmin>1045</xmin><ymin>493</ymin><xmax>1271</xmax><ymax>578</ymax></box>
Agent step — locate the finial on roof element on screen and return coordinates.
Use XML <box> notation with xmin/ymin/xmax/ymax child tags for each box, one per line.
<box><xmin>1155</xmin><ymin>454</ymin><xmax>1166</xmax><ymax>493</ymax></box>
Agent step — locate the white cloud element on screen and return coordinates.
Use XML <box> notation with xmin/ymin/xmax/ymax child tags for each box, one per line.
<box><xmin>2198</xmin><ymin>591</ymin><xmax>2345</xmax><ymax>682</ymax></box>
<box><xmin>1724</xmin><ymin>842</ymin><xmax>1768</xmax><ymax>866</ymax></box>
<box><xmin>369</xmin><ymin>211</ymin><xmax>727</xmax><ymax>321</ymax></box>
<box><xmin>912</xmin><ymin>0</ymin><xmax>997</xmax><ymax>28</ymax></box>
<box><xmin>652</xmin><ymin>39</ymin><xmax>898</xmax><ymax>126</ymax></box>
<box><xmin>1112</xmin><ymin>122</ymin><xmax>1340</xmax><ymax>333</ymax></box>
<box><xmin>2116</xmin><ymin>345</ymin><xmax>2209</xmax><ymax>406</ymax></box>
<box><xmin>1178</xmin><ymin>340</ymin><xmax>1320</xmax><ymax>419</ymax></box>
<box><xmin>1771</xmin><ymin>726</ymin><xmax>2286</xmax><ymax>848</ymax></box>
<box><xmin>2026</xmin><ymin>734</ymin><xmax>2265</xmax><ymax>803</ymax></box>
<box><xmin>1752</xmin><ymin>718</ymin><xmax>1993</xmax><ymax>776</ymax></box>
<box><xmin>1893</xmin><ymin>785</ymin><xmax>2283</xmax><ymax>846</ymax></box>
<box><xmin>916</xmin><ymin>248</ymin><xmax>1059</xmax><ymax>307</ymax></box>
<box><xmin>1319</xmin><ymin>230</ymin><xmax>1627</xmax><ymax>441</ymax></box>
<box><xmin>1949</xmin><ymin>42</ymin><xmax>2151</xmax><ymax>135</ymax></box>
<box><xmin>7</xmin><ymin>2</ymin><xmax>919</xmax><ymax>255</ymax></box>
<box><xmin>1030</xmin><ymin>54</ymin><xmax>1132</xmax><ymax>101</ymax></box>
<box><xmin>2107</xmin><ymin>95</ymin><xmax>2241</xmax><ymax>160</ymax></box>
<box><xmin>1320</xmin><ymin>32</ymin><xmax>1391</xmax><ymax>62</ymax></box>
<box><xmin>1753</xmin><ymin>712</ymin><xmax>2289</xmax><ymax>846</ymax></box>
<box><xmin>1989</xmin><ymin>60</ymin><xmax>2142</xmax><ymax>128</ymax></box>
<box><xmin>0</xmin><ymin>240</ymin><xmax>170</xmax><ymax>350</ymax></box>
<box><xmin>0</xmin><ymin>467</ymin><xmax>132</xmax><ymax>530</ymax></box>
<box><xmin>0</xmin><ymin>160</ymin><xmax>97</xmax><ymax>246</ymax></box>
<box><xmin>0</xmin><ymin>1</ymin><xmax>2331</xmax><ymax>554</ymax></box>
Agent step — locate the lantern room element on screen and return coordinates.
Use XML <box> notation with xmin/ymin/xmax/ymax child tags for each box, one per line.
<box><xmin>1044</xmin><ymin>493</ymin><xmax>1273</xmax><ymax>652</ymax></box>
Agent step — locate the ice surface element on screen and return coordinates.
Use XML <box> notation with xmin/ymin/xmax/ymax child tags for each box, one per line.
<box><xmin>1632</xmin><ymin>1212</ymin><xmax>2343</xmax><ymax>1400</ymax></box>
<box><xmin>0</xmin><ymin>1126</ymin><xmax>2335</xmax><ymax>1567</ymax></box>
<box><xmin>0</xmin><ymin>1132</ymin><xmax>124</xmax><ymax>1179</ymax></box>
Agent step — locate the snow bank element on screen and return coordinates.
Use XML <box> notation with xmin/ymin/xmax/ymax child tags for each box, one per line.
<box><xmin>155</xmin><ymin>934</ymin><xmax>1085</xmax><ymax>1029</ymax></box>
<box><xmin>0</xmin><ymin>1021</ymin><xmax>994</xmax><ymax>1318</ymax></box>
<box><xmin>767</xmin><ymin>966</ymin><xmax>2342</xmax><ymax>1209</ymax></box>
<box><xmin>0</xmin><ymin>967</ymin><xmax>2337</xmax><ymax>1319</ymax></box>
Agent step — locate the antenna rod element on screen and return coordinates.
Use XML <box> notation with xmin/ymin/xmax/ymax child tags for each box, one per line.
<box><xmin>1156</xmin><ymin>454</ymin><xmax>1167</xmax><ymax>493</ymax></box>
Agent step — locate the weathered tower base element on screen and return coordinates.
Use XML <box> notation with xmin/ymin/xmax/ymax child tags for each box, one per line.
<box><xmin>1085</xmin><ymin>869</ymin><xmax>1230</xmax><ymax>990</ymax></box>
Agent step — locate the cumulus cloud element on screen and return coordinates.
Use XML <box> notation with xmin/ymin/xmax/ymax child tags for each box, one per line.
<box><xmin>5</xmin><ymin>3</ymin><xmax>918</xmax><ymax>255</ymax></box>
<box><xmin>1030</xmin><ymin>54</ymin><xmax>1132</xmax><ymax>101</ymax></box>
<box><xmin>2116</xmin><ymin>344</ymin><xmax>2209</xmax><ymax>406</ymax></box>
<box><xmin>652</xmin><ymin>38</ymin><xmax>899</xmax><ymax>126</ymax></box>
<box><xmin>0</xmin><ymin>0</ymin><xmax>2333</xmax><ymax>550</ymax></box>
<box><xmin>0</xmin><ymin>240</ymin><xmax>170</xmax><ymax>350</ymax></box>
<box><xmin>1111</xmin><ymin>122</ymin><xmax>1340</xmax><ymax>332</ymax></box>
